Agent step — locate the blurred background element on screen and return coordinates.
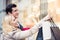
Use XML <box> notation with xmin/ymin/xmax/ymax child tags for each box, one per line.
<box><xmin>0</xmin><ymin>0</ymin><xmax>60</xmax><ymax>39</ymax></box>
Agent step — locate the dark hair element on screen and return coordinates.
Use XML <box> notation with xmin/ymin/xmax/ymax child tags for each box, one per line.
<box><xmin>6</xmin><ymin>4</ymin><xmax>17</xmax><ymax>14</ymax></box>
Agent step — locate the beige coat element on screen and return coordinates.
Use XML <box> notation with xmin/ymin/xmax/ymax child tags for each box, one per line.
<box><xmin>1</xmin><ymin>15</ymin><xmax>51</xmax><ymax>40</ymax></box>
<box><xmin>1</xmin><ymin>15</ymin><xmax>41</xmax><ymax>40</ymax></box>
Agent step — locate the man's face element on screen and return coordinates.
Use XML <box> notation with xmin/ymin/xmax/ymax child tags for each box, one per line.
<box><xmin>11</xmin><ymin>7</ymin><xmax>19</xmax><ymax>18</ymax></box>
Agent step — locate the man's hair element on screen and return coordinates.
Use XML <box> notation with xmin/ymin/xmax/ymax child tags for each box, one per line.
<box><xmin>6</xmin><ymin>4</ymin><xmax>17</xmax><ymax>14</ymax></box>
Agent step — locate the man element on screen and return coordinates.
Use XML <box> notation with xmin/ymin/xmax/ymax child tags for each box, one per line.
<box><xmin>1</xmin><ymin>4</ymin><xmax>51</xmax><ymax>40</ymax></box>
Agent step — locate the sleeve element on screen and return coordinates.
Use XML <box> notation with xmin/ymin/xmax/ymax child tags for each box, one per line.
<box><xmin>8</xmin><ymin>15</ymin><xmax>50</xmax><ymax>40</ymax></box>
<box><xmin>9</xmin><ymin>19</ymin><xmax>43</xmax><ymax>40</ymax></box>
